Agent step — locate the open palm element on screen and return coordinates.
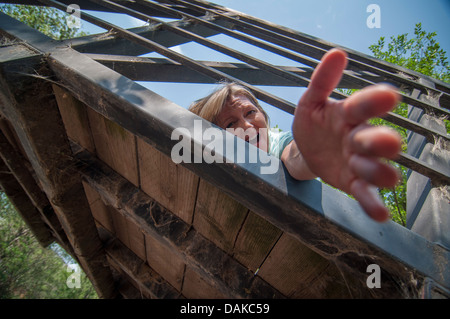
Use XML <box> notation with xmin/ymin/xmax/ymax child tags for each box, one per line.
<box><xmin>292</xmin><ymin>49</ymin><xmax>402</xmax><ymax>222</ymax></box>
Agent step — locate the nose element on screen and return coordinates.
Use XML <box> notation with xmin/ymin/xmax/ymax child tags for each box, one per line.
<box><xmin>240</xmin><ymin>118</ymin><xmax>254</xmax><ymax>130</ymax></box>
<box><xmin>237</xmin><ymin>119</ymin><xmax>258</xmax><ymax>142</ymax></box>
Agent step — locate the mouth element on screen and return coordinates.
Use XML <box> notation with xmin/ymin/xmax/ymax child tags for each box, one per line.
<box><xmin>247</xmin><ymin>133</ymin><xmax>260</xmax><ymax>147</ymax></box>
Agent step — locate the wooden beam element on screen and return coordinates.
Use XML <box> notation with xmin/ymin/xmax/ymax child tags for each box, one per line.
<box><xmin>0</xmin><ymin>158</ymin><xmax>54</xmax><ymax>247</ymax></box>
<box><xmin>98</xmin><ymin>227</ymin><xmax>183</xmax><ymax>299</ymax></box>
<box><xmin>2</xmin><ymin>0</ymin><xmax>202</xmax><ymax>18</ymax></box>
<box><xmin>62</xmin><ymin>18</ymin><xmax>223</xmax><ymax>56</ymax></box>
<box><xmin>0</xmin><ymin>126</ymin><xmax>73</xmax><ymax>250</ymax></box>
<box><xmin>0</xmin><ymin>47</ymin><xmax>117</xmax><ymax>298</ymax></box>
<box><xmin>74</xmin><ymin>144</ymin><xmax>285</xmax><ymax>299</ymax></box>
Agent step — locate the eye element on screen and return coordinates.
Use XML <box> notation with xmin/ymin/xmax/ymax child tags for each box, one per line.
<box><xmin>246</xmin><ymin>109</ymin><xmax>256</xmax><ymax>116</ymax></box>
<box><xmin>226</xmin><ymin>121</ymin><xmax>235</xmax><ymax>129</ymax></box>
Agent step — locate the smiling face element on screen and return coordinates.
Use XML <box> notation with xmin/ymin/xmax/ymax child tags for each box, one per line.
<box><xmin>215</xmin><ymin>94</ymin><xmax>269</xmax><ymax>152</ymax></box>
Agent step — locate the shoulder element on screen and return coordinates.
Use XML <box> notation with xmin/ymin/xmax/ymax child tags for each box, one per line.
<box><xmin>268</xmin><ymin>128</ymin><xmax>293</xmax><ymax>158</ymax></box>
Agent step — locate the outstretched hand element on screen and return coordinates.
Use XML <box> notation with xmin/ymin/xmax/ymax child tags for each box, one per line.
<box><xmin>292</xmin><ymin>48</ymin><xmax>402</xmax><ymax>222</ymax></box>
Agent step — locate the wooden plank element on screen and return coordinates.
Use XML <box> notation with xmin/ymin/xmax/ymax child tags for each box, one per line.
<box><xmin>85</xmin><ymin>181</ymin><xmax>146</xmax><ymax>262</ymax></box>
<box><xmin>110</xmin><ymin>205</ymin><xmax>130</xmax><ymax>248</ymax></box>
<box><xmin>64</xmin><ymin>16</ymin><xmax>222</xmax><ymax>56</ymax></box>
<box><xmin>53</xmin><ymin>85</ymin><xmax>95</xmax><ymax>153</ymax></box>
<box><xmin>0</xmin><ymin>118</ymin><xmax>29</xmax><ymax>163</ymax></box>
<box><xmin>0</xmin><ymin>157</ymin><xmax>54</xmax><ymax>247</ymax></box>
<box><xmin>145</xmin><ymin>232</ymin><xmax>185</xmax><ymax>291</ymax></box>
<box><xmin>0</xmin><ymin>125</ymin><xmax>48</xmax><ymax>210</ymax></box>
<box><xmin>0</xmin><ymin>124</ymin><xmax>74</xmax><ymax>253</ymax></box>
<box><xmin>103</xmin><ymin>233</ymin><xmax>181</xmax><ymax>299</ymax></box>
<box><xmin>181</xmin><ymin>266</ymin><xmax>227</xmax><ymax>299</ymax></box>
<box><xmin>126</xmin><ymin>217</ymin><xmax>147</xmax><ymax>262</ymax></box>
<box><xmin>258</xmin><ymin>233</ymin><xmax>364</xmax><ymax>298</ymax></box>
<box><xmin>193</xmin><ymin>179</ymin><xmax>249</xmax><ymax>253</ymax></box>
<box><xmin>87</xmin><ymin>107</ymin><xmax>139</xmax><ymax>186</ymax></box>
<box><xmin>82</xmin><ymin>181</ymin><xmax>115</xmax><ymax>234</ymax></box>
<box><xmin>233</xmin><ymin>211</ymin><xmax>282</xmax><ymax>272</ymax></box>
<box><xmin>137</xmin><ymin>136</ymin><xmax>160</xmax><ymax>200</ymax></box>
<box><xmin>75</xmin><ymin>146</ymin><xmax>284</xmax><ymax>298</ymax></box>
<box><xmin>138</xmin><ymin>137</ymin><xmax>199</xmax><ymax>224</ymax></box>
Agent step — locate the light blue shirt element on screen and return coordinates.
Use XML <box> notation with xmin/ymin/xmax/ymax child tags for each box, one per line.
<box><xmin>268</xmin><ymin>128</ymin><xmax>293</xmax><ymax>159</ymax></box>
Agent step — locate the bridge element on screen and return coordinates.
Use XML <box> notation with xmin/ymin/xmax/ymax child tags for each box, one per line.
<box><xmin>0</xmin><ymin>0</ymin><xmax>448</xmax><ymax>298</ymax></box>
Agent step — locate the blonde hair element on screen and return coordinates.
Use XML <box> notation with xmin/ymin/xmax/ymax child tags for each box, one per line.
<box><xmin>189</xmin><ymin>82</ymin><xmax>269</xmax><ymax>127</ymax></box>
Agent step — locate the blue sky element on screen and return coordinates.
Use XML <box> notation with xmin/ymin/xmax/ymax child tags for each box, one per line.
<box><xmin>79</xmin><ymin>0</ymin><xmax>450</xmax><ymax>130</ymax></box>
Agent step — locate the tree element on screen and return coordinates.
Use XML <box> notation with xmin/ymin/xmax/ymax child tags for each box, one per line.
<box><xmin>0</xmin><ymin>191</ymin><xmax>98</xmax><ymax>298</ymax></box>
<box><xmin>369</xmin><ymin>23</ymin><xmax>450</xmax><ymax>83</ymax></box>
<box><xmin>366</xmin><ymin>23</ymin><xmax>449</xmax><ymax>225</ymax></box>
<box><xmin>0</xmin><ymin>4</ymin><xmax>87</xmax><ymax>40</ymax></box>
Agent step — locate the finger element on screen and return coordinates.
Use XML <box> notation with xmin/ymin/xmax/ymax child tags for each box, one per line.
<box><xmin>350</xmin><ymin>179</ymin><xmax>390</xmax><ymax>222</ymax></box>
<box><xmin>349</xmin><ymin>154</ymin><xmax>400</xmax><ymax>188</ymax></box>
<box><xmin>349</xmin><ymin>125</ymin><xmax>402</xmax><ymax>159</ymax></box>
<box><xmin>301</xmin><ymin>48</ymin><xmax>348</xmax><ymax>107</ymax></box>
<box><xmin>342</xmin><ymin>84</ymin><xmax>400</xmax><ymax>125</ymax></box>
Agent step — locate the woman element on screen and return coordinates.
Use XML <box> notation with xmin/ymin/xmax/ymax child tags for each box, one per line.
<box><xmin>189</xmin><ymin>49</ymin><xmax>401</xmax><ymax>222</ymax></box>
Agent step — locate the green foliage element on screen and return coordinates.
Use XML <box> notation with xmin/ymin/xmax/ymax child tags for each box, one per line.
<box><xmin>369</xmin><ymin>24</ymin><xmax>450</xmax><ymax>224</ymax></box>
<box><xmin>0</xmin><ymin>192</ymin><xmax>98</xmax><ymax>299</ymax></box>
<box><xmin>370</xmin><ymin>104</ymin><xmax>408</xmax><ymax>226</ymax></box>
<box><xmin>339</xmin><ymin>88</ymin><xmax>408</xmax><ymax>225</ymax></box>
<box><xmin>369</xmin><ymin>23</ymin><xmax>450</xmax><ymax>83</ymax></box>
<box><xmin>340</xmin><ymin>23</ymin><xmax>450</xmax><ymax>225</ymax></box>
<box><xmin>0</xmin><ymin>4</ymin><xmax>87</xmax><ymax>40</ymax></box>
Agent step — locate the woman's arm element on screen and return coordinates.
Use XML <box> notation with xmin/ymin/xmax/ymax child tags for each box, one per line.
<box><xmin>280</xmin><ymin>140</ymin><xmax>316</xmax><ymax>181</ymax></box>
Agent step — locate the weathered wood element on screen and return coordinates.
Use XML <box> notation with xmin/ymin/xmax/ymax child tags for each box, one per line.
<box><xmin>138</xmin><ymin>137</ymin><xmax>199</xmax><ymax>224</ymax></box>
<box><xmin>61</xmin><ymin>12</ymin><xmax>222</xmax><ymax>56</ymax></box>
<box><xmin>0</xmin><ymin>50</ymin><xmax>117</xmax><ymax>298</ymax></box>
<box><xmin>82</xmin><ymin>181</ymin><xmax>115</xmax><ymax>234</ymax></box>
<box><xmin>75</xmin><ymin>144</ymin><xmax>285</xmax><ymax>298</ymax></box>
<box><xmin>145</xmin><ymin>232</ymin><xmax>186</xmax><ymax>291</ymax></box>
<box><xmin>0</xmin><ymin>127</ymin><xmax>73</xmax><ymax>249</ymax></box>
<box><xmin>127</xmin><ymin>214</ymin><xmax>147</xmax><ymax>261</ymax></box>
<box><xmin>193</xmin><ymin>178</ymin><xmax>249</xmax><ymax>253</ymax></box>
<box><xmin>187</xmin><ymin>0</ymin><xmax>449</xmax><ymax>96</ymax></box>
<box><xmin>258</xmin><ymin>233</ymin><xmax>367</xmax><ymax>298</ymax></box>
<box><xmin>88</xmin><ymin>175</ymin><xmax>185</xmax><ymax>292</ymax></box>
<box><xmin>88</xmin><ymin>54</ymin><xmax>386</xmax><ymax>89</ymax></box>
<box><xmin>87</xmin><ymin>107</ymin><xmax>139</xmax><ymax>186</ymax></box>
<box><xmin>0</xmin><ymin>158</ymin><xmax>54</xmax><ymax>247</ymax></box>
<box><xmin>102</xmin><ymin>230</ymin><xmax>182</xmax><ymax>299</ymax></box>
<box><xmin>0</xmin><ymin>127</ymin><xmax>49</xmax><ymax>210</ymax></box>
<box><xmin>0</xmin><ymin>116</ymin><xmax>29</xmax><ymax>162</ymax></box>
<box><xmin>181</xmin><ymin>266</ymin><xmax>227</xmax><ymax>299</ymax></box>
<box><xmin>53</xmin><ymin>85</ymin><xmax>96</xmax><ymax>154</ymax></box>
<box><xmin>233</xmin><ymin>211</ymin><xmax>282</xmax><ymax>272</ymax></box>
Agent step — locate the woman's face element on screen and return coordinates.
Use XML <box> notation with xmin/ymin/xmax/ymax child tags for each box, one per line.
<box><xmin>215</xmin><ymin>95</ymin><xmax>268</xmax><ymax>152</ymax></box>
